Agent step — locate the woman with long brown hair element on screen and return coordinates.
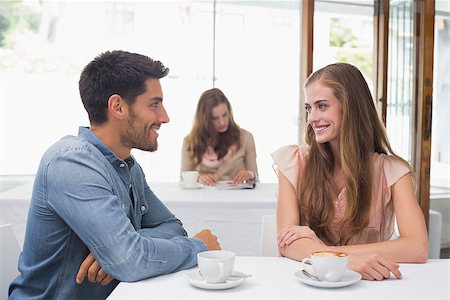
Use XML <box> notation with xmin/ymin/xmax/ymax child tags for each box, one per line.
<box><xmin>273</xmin><ymin>63</ymin><xmax>428</xmax><ymax>280</ymax></box>
<box><xmin>181</xmin><ymin>88</ymin><xmax>258</xmax><ymax>185</ymax></box>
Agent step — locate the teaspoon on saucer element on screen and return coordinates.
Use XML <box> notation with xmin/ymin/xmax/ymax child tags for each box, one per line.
<box><xmin>198</xmin><ymin>270</ymin><xmax>252</xmax><ymax>280</ymax></box>
<box><xmin>302</xmin><ymin>269</ymin><xmax>321</xmax><ymax>281</ymax></box>
<box><xmin>229</xmin><ymin>273</ymin><xmax>252</xmax><ymax>279</ymax></box>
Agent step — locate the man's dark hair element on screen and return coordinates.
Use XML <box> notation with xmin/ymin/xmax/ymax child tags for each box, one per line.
<box><xmin>79</xmin><ymin>50</ymin><xmax>169</xmax><ymax>124</ymax></box>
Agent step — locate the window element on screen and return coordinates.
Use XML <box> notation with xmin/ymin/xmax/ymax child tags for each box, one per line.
<box><xmin>0</xmin><ymin>1</ymin><xmax>300</xmax><ymax>183</ymax></box>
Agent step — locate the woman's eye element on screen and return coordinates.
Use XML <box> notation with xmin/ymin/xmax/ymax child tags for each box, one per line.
<box><xmin>305</xmin><ymin>107</ymin><xmax>311</xmax><ymax>113</ymax></box>
<box><xmin>319</xmin><ymin>104</ymin><xmax>327</xmax><ymax>109</ymax></box>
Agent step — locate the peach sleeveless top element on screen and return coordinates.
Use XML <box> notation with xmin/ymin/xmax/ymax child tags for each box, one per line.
<box><xmin>272</xmin><ymin>145</ymin><xmax>411</xmax><ymax>245</ymax></box>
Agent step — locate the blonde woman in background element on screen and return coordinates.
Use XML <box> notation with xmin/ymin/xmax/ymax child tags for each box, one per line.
<box><xmin>181</xmin><ymin>88</ymin><xmax>258</xmax><ymax>185</ymax></box>
<box><xmin>273</xmin><ymin>63</ymin><xmax>428</xmax><ymax>281</ymax></box>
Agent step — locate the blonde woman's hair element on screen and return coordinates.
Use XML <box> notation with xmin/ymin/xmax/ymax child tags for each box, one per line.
<box><xmin>299</xmin><ymin>63</ymin><xmax>412</xmax><ymax>245</ymax></box>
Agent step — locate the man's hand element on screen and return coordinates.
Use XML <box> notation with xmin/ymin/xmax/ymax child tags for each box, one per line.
<box><xmin>194</xmin><ymin>229</ymin><xmax>221</xmax><ymax>250</ymax></box>
<box><xmin>76</xmin><ymin>252</ymin><xmax>114</xmax><ymax>286</ymax></box>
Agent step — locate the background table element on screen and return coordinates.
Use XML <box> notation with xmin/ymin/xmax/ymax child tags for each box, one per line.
<box><xmin>107</xmin><ymin>256</ymin><xmax>450</xmax><ymax>300</ymax></box>
<box><xmin>0</xmin><ymin>181</ymin><xmax>277</xmax><ymax>255</ymax></box>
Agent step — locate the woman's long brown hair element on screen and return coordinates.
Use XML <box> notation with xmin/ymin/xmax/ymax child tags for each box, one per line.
<box><xmin>299</xmin><ymin>63</ymin><xmax>412</xmax><ymax>245</ymax></box>
<box><xmin>186</xmin><ymin>88</ymin><xmax>241</xmax><ymax>163</ymax></box>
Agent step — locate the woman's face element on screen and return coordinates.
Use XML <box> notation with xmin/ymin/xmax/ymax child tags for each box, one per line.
<box><xmin>210</xmin><ymin>102</ymin><xmax>230</xmax><ymax>133</ymax></box>
<box><xmin>304</xmin><ymin>80</ymin><xmax>343</xmax><ymax>148</ymax></box>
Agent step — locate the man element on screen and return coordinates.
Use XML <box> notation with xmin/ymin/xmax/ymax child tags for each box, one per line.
<box><xmin>9</xmin><ymin>50</ymin><xmax>220</xmax><ymax>299</ymax></box>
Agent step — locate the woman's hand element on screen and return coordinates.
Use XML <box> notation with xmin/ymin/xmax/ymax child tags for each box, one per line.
<box><xmin>348</xmin><ymin>253</ymin><xmax>402</xmax><ymax>280</ymax></box>
<box><xmin>278</xmin><ymin>225</ymin><xmax>324</xmax><ymax>247</ymax></box>
<box><xmin>198</xmin><ymin>173</ymin><xmax>219</xmax><ymax>185</ymax></box>
<box><xmin>233</xmin><ymin>170</ymin><xmax>255</xmax><ymax>184</ymax></box>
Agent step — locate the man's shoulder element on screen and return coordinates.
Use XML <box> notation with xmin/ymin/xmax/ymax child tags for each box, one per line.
<box><xmin>42</xmin><ymin>134</ymin><xmax>99</xmax><ymax>163</ymax></box>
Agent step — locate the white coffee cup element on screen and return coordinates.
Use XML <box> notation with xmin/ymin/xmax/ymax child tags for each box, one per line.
<box><xmin>301</xmin><ymin>250</ymin><xmax>348</xmax><ymax>282</ymax></box>
<box><xmin>181</xmin><ymin>171</ymin><xmax>199</xmax><ymax>186</ymax></box>
<box><xmin>197</xmin><ymin>250</ymin><xmax>235</xmax><ymax>283</ymax></box>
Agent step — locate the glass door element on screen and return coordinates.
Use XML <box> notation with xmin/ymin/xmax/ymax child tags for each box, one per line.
<box><xmin>385</xmin><ymin>0</ymin><xmax>414</xmax><ymax>163</ymax></box>
<box><xmin>430</xmin><ymin>2</ymin><xmax>450</xmax><ymax>258</ymax></box>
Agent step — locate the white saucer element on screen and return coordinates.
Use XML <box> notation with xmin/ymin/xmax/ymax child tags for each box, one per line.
<box><xmin>295</xmin><ymin>268</ymin><xmax>362</xmax><ymax>288</ymax></box>
<box><xmin>186</xmin><ymin>270</ymin><xmax>246</xmax><ymax>290</ymax></box>
<box><xmin>179</xmin><ymin>182</ymin><xmax>203</xmax><ymax>189</ymax></box>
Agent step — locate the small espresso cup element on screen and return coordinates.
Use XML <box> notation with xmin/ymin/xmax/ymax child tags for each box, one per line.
<box><xmin>301</xmin><ymin>250</ymin><xmax>348</xmax><ymax>282</ymax></box>
<box><xmin>197</xmin><ymin>250</ymin><xmax>235</xmax><ymax>283</ymax></box>
<box><xmin>181</xmin><ymin>171</ymin><xmax>199</xmax><ymax>186</ymax></box>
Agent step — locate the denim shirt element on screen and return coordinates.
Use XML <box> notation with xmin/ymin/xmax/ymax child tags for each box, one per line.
<box><xmin>9</xmin><ymin>127</ymin><xmax>207</xmax><ymax>300</ymax></box>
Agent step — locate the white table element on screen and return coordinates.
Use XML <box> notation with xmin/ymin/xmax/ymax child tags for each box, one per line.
<box><xmin>0</xmin><ymin>181</ymin><xmax>277</xmax><ymax>255</ymax></box>
<box><xmin>151</xmin><ymin>182</ymin><xmax>277</xmax><ymax>255</ymax></box>
<box><xmin>107</xmin><ymin>256</ymin><xmax>450</xmax><ymax>300</ymax></box>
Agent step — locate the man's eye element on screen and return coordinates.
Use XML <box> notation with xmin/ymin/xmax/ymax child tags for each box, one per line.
<box><xmin>150</xmin><ymin>103</ymin><xmax>158</xmax><ymax>108</ymax></box>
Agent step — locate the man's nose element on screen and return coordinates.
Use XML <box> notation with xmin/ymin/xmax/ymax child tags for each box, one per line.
<box><xmin>159</xmin><ymin>106</ymin><xmax>170</xmax><ymax>123</ymax></box>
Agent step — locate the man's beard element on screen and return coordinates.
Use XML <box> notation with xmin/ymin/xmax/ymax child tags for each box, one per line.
<box><xmin>121</xmin><ymin>109</ymin><xmax>158</xmax><ymax>152</ymax></box>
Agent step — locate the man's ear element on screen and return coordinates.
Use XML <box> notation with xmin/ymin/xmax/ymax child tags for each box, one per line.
<box><xmin>107</xmin><ymin>94</ymin><xmax>127</xmax><ymax>120</ymax></box>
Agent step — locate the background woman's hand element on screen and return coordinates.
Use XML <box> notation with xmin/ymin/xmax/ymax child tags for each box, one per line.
<box><xmin>233</xmin><ymin>170</ymin><xmax>255</xmax><ymax>184</ymax></box>
<box><xmin>348</xmin><ymin>253</ymin><xmax>402</xmax><ymax>280</ymax></box>
<box><xmin>277</xmin><ymin>225</ymin><xmax>324</xmax><ymax>247</ymax></box>
<box><xmin>198</xmin><ymin>174</ymin><xmax>219</xmax><ymax>185</ymax></box>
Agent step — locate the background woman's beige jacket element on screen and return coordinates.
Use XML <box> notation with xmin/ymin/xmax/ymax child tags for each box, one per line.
<box><xmin>181</xmin><ymin>128</ymin><xmax>258</xmax><ymax>181</ymax></box>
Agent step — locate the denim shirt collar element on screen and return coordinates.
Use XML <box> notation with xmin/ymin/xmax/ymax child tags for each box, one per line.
<box><xmin>78</xmin><ymin>126</ymin><xmax>135</xmax><ymax>168</ymax></box>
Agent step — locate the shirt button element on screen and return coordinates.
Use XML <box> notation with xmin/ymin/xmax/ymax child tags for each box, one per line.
<box><xmin>119</xmin><ymin>163</ymin><xmax>125</xmax><ymax>168</ymax></box>
<box><xmin>140</xmin><ymin>205</ymin><xmax>146</xmax><ymax>211</ymax></box>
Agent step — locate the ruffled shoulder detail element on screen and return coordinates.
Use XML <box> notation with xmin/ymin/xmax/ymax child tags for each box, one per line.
<box><xmin>271</xmin><ymin>145</ymin><xmax>309</xmax><ymax>190</ymax></box>
<box><xmin>378</xmin><ymin>154</ymin><xmax>411</xmax><ymax>187</ymax></box>
<box><xmin>372</xmin><ymin>153</ymin><xmax>412</xmax><ymax>209</ymax></box>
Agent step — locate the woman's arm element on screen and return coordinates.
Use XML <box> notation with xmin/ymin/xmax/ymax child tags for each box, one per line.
<box><xmin>180</xmin><ymin>137</ymin><xmax>197</xmax><ymax>174</ymax></box>
<box><xmin>233</xmin><ymin>131</ymin><xmax>258</xmax><ymax>184</ymax></box>
<box><xmin>244</xmin><ymin>131</ymin><xmax>258</xmax><ymax>179</ymax></box>
<box><xmin>332</xmin><ymin>174</ymin><xmax>428</xmax><ymax>263</ymax></box>
<box><xmin>277</xmin><ymin>171</ymin><xmax>328</xmax><ymax>260</ymax></box>
<box><xmin>276</xmin><ymin>169</ymin><xmax>400</xmax><ymax>280</ymax></box>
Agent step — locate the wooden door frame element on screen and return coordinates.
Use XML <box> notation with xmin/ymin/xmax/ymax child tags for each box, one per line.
<box><xmin>413</xmin><ymin>0</ymin><xmax>435</xmax><ymax>227</ymax></box>
<box><xmin>299</xmin><ymin>0</ymin><xmax>314</xmax><ymax>144</ymax></box>
<box><xmin>373</xmin><ymin>0</ymin><xmax>389</xmax><ymax>123</ymax></box>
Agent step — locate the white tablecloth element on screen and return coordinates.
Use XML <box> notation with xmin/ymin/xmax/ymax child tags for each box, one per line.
<box><xmin>107</xmin><ymin>257</ymin><xmax>450</xmax><ymax>300</ymax></box>
<box><xmin>0</xmin><ymin>181</ymin><xmax>277</xmax><ymax>255</ymax></box>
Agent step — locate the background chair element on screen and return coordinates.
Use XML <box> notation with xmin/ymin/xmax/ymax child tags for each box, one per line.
<box><xmin>391</xmin><ymin>210</ymin><xmax>442</xmax><ymax>259</ymax></box>
<box><xmin>428</xmin><ymin>210</ymin><xmax>443</xmax><ymax>259</ymax></box>
<box><xmin>260</xmin><ymin>215</ymin><xmax>279</xmax><ymax>257</ymax></box>
<box><xmin>0</xmin><ymin>224</ymin><xmax>21</xmax><ymax>299</ymax></box>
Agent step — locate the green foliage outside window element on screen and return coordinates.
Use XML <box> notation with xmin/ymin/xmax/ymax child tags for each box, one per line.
<box><xmin>329</xmin><ymin>17</ymin><xmax>372</xmax><ymax>81</ymax></box>
<box><xmin>0</xmin><ymin>0</ymin><xmax>39</xmax><ymax>47</ymax></box>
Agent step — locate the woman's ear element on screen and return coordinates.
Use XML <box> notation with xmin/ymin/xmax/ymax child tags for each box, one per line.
<box><xmin>107</xmin><ymin>94</ymin><xmax>127</xmax><ymax>120</ymax></box>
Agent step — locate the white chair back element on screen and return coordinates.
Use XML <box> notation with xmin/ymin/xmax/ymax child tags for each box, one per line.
<box><xmin>0</xmin><ymin>224</ymin><xmax>21</xmax><ymax>299</ymax></box>
<box><xmin>428</xmin><ymin>209</ymin><xmax>442</xmax><ymax>259</ymax></box>
<box><xmin>390</xmin><ymin>210</ymin><xmax>442</xmax><ymax>258</ymax></box>
<box><xmin>260</xmin><ymin>215</ymin><xmax>279</xmax><ymax>257</ymax></box>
